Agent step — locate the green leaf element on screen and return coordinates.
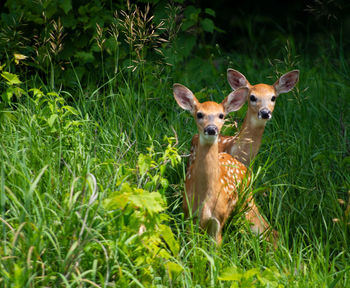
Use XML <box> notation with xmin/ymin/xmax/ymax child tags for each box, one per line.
<box><xmin>205</xmin><ymin>8</ymin><xmax>216</xmax><ymax>17</ymax></box>
<box><xmin>184</xmin><ymin>5</ymin><xmax>200</xmax><ymax>19</ymax></box>
<box><xmin>129</xmin><ymin>191</ymin><xmax>166</xmax><ymax>215</ymax></box>
<box><xmin>244</xmin><ymin>268</ymin><xmax>259</xmax><ymax>279</ymax></box>
<box><xmin>165</xmin><ymin>262</ymin><xmax>183</xmax><ymax>280</ymax></box>
<box><xmin>1</xmin><ymin>72</ymin><xmax>22</xmax><ymax>85</ymax></box>
<box><xmin>60</xmin><ymin>0</ymin><xmax>72</xmax><ymax>14</ymax></box>
<box><xmin>75</xmin><ymin>51</ymin><xmax>95</xmax><ymax>63</ymax></box>
<box><xmin>47</xmin><ymin>114</ymin><xmax>58</xmax><ymax>127</ymax></box>
<box><xmin>103</xmin><ymin>192</ymin><xmax>131</xmax><ymax>210</ymax></box>
<box><xmin>62</xmin><ymin>105</ymin><xmax>79</xmax><ymax>115</ymax></box>
<box><xmin>2</xmin><ymin>87</ymin><xmax>14</xmax><ymax>102</ymax></box>
<box><xmin>181</xmin><ymin>19</ymin><xmax>196</xmax><ymax>31</ymax></box>
<box><xmin>159</xmin><ymin>177</ymin><xmax>169</xmax><ymax>189</ymax></box>
<box><xmin>201</xmin><ymin>18</ymin><xmax>214</xmax><ymax>33</ymax></box>
<box><xmin>159</xmin><ymin>224</ymin><xmax>179</xmax><ymax>256</ymax></box>
<box><xmin>138</xmin><ymin>153</ymin><xmax>152</xmax><ymax>175</ymax></box>
<box><xmin>29</xmin><ymin>88</ymin><xmax>44</xmax><ymax>98</ymax></box>
<box><xmin>218</xmin><ymin>266</ymin><xmax>243</xmax><ymax>281</ymax></box>
<box><xmin>13</xmin><ymin>87</ymin><xmax>24</xmax><ymax>98</ymax></box>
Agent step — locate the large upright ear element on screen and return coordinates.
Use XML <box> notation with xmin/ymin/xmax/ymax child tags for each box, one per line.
<box><xmin>273</xmin><ymin>70</ymin><xmax>299</xmax><ymax>95</ymax></box>
<box><xmin>227</xmin><ymin>68</ymin><xmax>250</xmax><ymax>90</ymax></box>
<box><xmin>173</xmin><ymin>83</ymin><xmax>199</xmax><ymax>113</ymax></box>
<box><xmin>222</xmin><ymin>87</ymin><xmax>249</xmax><ymax>114</ymax></box>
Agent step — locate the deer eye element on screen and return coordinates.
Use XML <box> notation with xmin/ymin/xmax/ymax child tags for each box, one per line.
<box><xmin>197</xmin><ymin>112</ymin><xmax>204</xmax><ymax>119</ymax></box>
<box><xmin>219</xmin><ymin>113</ymin><xmax>224</xmax><ymax>119</ymax></box>
<box><xmin>250</xmin><ymin>95</ymin><xmax>257</xmax><ymax>102</ymax></box>
<box><xmin>271</xmin><ymin>96</ymin><xmax>276</xmax><ymax>102</ymax></box>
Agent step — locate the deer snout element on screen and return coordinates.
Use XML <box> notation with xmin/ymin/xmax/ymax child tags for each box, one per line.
<box><xmin>258</xmin><ymin>108</ymin><xmax>271</xmax><ymax>120</ymax></box>
<box><xmin>204</xmin><ymin>125</ymin><xmax>218</xmax><ymax>136</ymax></box>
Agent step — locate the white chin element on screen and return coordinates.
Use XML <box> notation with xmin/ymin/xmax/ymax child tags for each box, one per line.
<box><xmin>199</xmin><ymin>133</ymin><xmax>218</xmax><ymax>145</ymax></box>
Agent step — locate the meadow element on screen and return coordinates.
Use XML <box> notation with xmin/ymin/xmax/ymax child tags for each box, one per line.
<box><xmin>0</xmin><ymin>1</ymin><xmax>349</xmax><ymax>287</ymax></box>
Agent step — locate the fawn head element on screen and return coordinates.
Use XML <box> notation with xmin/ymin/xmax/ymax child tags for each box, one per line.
<box><xmin>227</xmin><ymin>69</ymin><xmax>299</xmax><ymax>122</ymax></box>
<box><xmin>173</xmin><ymin>84</ymin><xmax>249</xmax><ymax>144</ymax></box>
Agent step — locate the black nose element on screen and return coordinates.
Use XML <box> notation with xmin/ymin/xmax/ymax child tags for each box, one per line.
<box><xmin>259</xmin><ymin>109</ymin><xmax>271</xmax><ymax>120</ymax></box>
<box><xmin>204</xmin><ymin>125</ymin><xmax>218</xmax><ymax>136</ymax></box>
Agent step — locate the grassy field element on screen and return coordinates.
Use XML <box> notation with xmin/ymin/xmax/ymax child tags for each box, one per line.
<box><xmin>1</xmin><ymin>29</ymin><xmax>349</xmax><ymax>288</ymax></box>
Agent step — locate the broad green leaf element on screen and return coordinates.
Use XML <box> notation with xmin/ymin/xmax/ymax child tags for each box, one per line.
<box><xmin>184</xmin><ymin>5</ymin><xmax>200</xmax><ymax>19</ymax></box>
<box><xmin>159</xmin><ymin>224</ymin><xmax>179</xmax><ymax>256</ymax></box>
<box><xmin>62</xmin><ymin>105</ymin><xmax>79</xmax><ymax>115</ymax></box>
<box><xmin>104</xmin><ymin>192</ymin><xmax>131</xmax><ymax>210</ymax></box>
<box><xmin>75</xmin><ymin>51</ymin><xmax>95</xmax><ymax>63</ymax></box>
<box><xmin>138</xmin><ymin>153</ymin><xmax>152</xmax><ymax>175</ymax></box>
<box><xmin>14</xmin><ymin>264</ymin><xmax>24</xmax><ymax>288</ymax></box>
<box><xmin>129</xmin><ymin>191</ymin><xmax>166</xmax><ymax>215</ymax></box>
<box><xmin>159</xmin><ymin>177</ymin><xmax>169</xmax><ymax>189</ymax></box>
<box><xmin>218</xmin><ymin>266</ymin><xmax>243</xmax><ymax>281</ymax></box>
<box><xmin>157</xmin><ymin>247</ymin><xmax>172</xmax><ymax>259</ymax></box>
<box><xmin>166</xmin><ymin>262</ymin><xmax>183</xmax><ymax>280</ymax></box>
<box><xmin>29</xmin><ymin>88</ymin><xmax>44</xmax><ymax>98</ymax></box>
<box><xmin>181</xmin><ymin>19</ymin><xmax>196</xmax><ymax>31</ymax></box>
<box><xmin>13</xmin><ymin>87</ymin><xmax>24</xmax><ymax>98</ymax></box>
<box><xmin>60</xmin><ymin>0</ymin><xmax>72</xmax><ymax>14</ymax></box>
<box><xmin>205</xmin><ymin>8</ymin><xmax>216</xmax><ymax>17</ymax></box>
<box><xmin>1</xmin><ymin>71</ymin><xmax>22</xmax><ymax>85</ymax></box>
<box><xmin>47</xmin><ymin>114</ymin><xmax>58</xmax><ymax>127</ymax></box>
<box><xmin>244</xmin><ymin>268</ymin><xmax>259</xmax><ymax>279</ymax></box>
<box><xmin>201</xmin><ymin>18</ymin><xmax>215</xmax><ymax>33</ymax></box>
<box><xmin>2</xmin><ymin>87</ymin><xmax>14</xmax><ymax>102</ymax></box>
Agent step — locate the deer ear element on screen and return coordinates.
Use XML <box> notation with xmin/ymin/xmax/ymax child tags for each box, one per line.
<box><xmin>227</xmin><ymin>69</ymin><xmax>250</xmax><ymax>90</ymax></box>
<box><xmin>273</xmin><ymin>70</ymin><xmax>299</xmax><ymax>95</ymax></box>
<box><xmin>173</xmin><ymin>83</ymin><xmax>199</xmax><ymax>113</ymax></box>
<box><xmin>222</xmin><ymin>87</ymin><xmax>249</xmax><ymax>114</ymax></box>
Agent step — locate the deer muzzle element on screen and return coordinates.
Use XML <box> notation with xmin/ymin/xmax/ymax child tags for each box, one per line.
<box><xmin>204</xmin><ymin>125</ymin><xmax>218</xmax><ymax>136</ymax></box>
<box><xmin>258</xmin><ymin>108</ymin><xmax>272</xmax><ymax>120</ymax></box>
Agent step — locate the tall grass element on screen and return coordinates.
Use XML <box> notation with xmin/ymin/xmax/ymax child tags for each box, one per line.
<box><xmin>1</xmin><ymin>7</ymin><xmax>349</xmax><ymax>288</ymax></box>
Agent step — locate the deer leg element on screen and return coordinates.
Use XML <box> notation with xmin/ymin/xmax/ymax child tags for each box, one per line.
<box><xmin>244</xmin><ymin>200</ymin><xmax>278</xmax><ymax>247</ymax></box>
<box><xmin>206</xmin><ymin>216</ymin><xmax>222</xmax><ymax>243</ymax></box>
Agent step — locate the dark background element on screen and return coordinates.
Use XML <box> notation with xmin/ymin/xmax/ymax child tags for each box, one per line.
<box><xmin>1</xmin><ymin>0</ymin><xmax>349</xmax><ymax>87</ymax></box>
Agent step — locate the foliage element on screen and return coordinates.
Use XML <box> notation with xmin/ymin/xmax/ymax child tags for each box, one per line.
<box><xmin>0</xmin><ymin>1</ymin><xmax>349</xmax><ymax>287</ymax></box>
<box><xmin>0</xmin><ymin>64</ymin><xmax>25</xmax><ymax>105</ymax></box>
<box><xmin>219</xmin><ymin>266</ymin><xmax>284</xmax><ymax>288</ymax></box>
<box><xmin>101</xmin><ymin>137</ymin><xmax>181</xmax><ymax>285</ymax></box>
<box><xmin>0</xmin><ymin>0</ymin><xmax>221</xmax><ymax>89</ymax></box>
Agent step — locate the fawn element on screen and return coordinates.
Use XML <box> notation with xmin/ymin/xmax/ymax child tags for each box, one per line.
<box><xmin>173</xmin><ymin>84</ymin><xmax>277</xmax><ymax>244</ymax></box>
<box><xmin>189</xmin><ymin>69</ymin><xmax>299</xmax><ymax>167</ymax></box>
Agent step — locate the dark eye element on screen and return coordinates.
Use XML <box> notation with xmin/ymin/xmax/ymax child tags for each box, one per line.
<box><xmin>271</xmin><ymin>96</ymin><xmax>276</xmax><ymax>102</ymax></box>
<box><xmin>197</xmin><ymin>112</ymin><xmax>203</xmax><ymax>119</ymax></box>
<box><xmin>219</xmin><ymin>113</ymin><xmax>224</xmax><ymax>119</ymax></box>
<box><xmin>250</xmin><ymin>95</ymin><xmax>257</xmax><ymax>102</ymax></box>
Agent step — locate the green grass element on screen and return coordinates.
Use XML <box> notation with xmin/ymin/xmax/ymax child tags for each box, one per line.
<box><xmin>1</xmin><ymin>41</ymin><xmax>349</xmax><ymax>287</ymax></box>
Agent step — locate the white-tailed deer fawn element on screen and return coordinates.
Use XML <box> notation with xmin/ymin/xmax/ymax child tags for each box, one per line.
<box><xmin>173</xmin><ymin>84</ymin><xmax>277</xmax><ymax>244</ymax></box>
<box><xmin>189</xmin><ymin>69</ymin><xmax>299</xmax><ymax>167</ymax></box>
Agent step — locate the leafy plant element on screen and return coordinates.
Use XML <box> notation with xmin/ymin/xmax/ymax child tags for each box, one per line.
<box><xmin>219</xmin><ymin>266</ymin><xmax>285</xmax><ymax>288</ymax></box>
<box><xmin>0</xmin><ymin>65</ymin><xmax>25</xmax><ymax>105</ymax></box>
<box><xmin>29</xmin><ymin>88</ymin><xmax>82</xmax><ymax>134</ymax></box>
<box><xmin>103</xmin><ymin>136</ymin><xmax>182</xmax><ymax>285</ymax></box>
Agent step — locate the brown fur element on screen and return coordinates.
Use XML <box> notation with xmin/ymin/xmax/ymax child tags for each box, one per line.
<box><xmin>174</xmin><ymin>84</ymin><xmax>277</xmax><ymax>245</ymax></box>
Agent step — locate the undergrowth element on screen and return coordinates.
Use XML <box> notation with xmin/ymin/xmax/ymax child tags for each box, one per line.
<box><xmin>0</xmin><ymin>2</ymin><xmax>349</xmax><ymax>288</ymax></box>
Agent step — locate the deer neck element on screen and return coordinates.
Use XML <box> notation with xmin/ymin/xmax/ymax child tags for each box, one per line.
<box><xmin>229</xmin><ymin>108</ymin><xmax>266</xmax><ymax>166</ymax></box>
<box><xmin>193</xmin><ymin>137</ymin><xmax>220</xmax><ymax>202</ymax></box>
